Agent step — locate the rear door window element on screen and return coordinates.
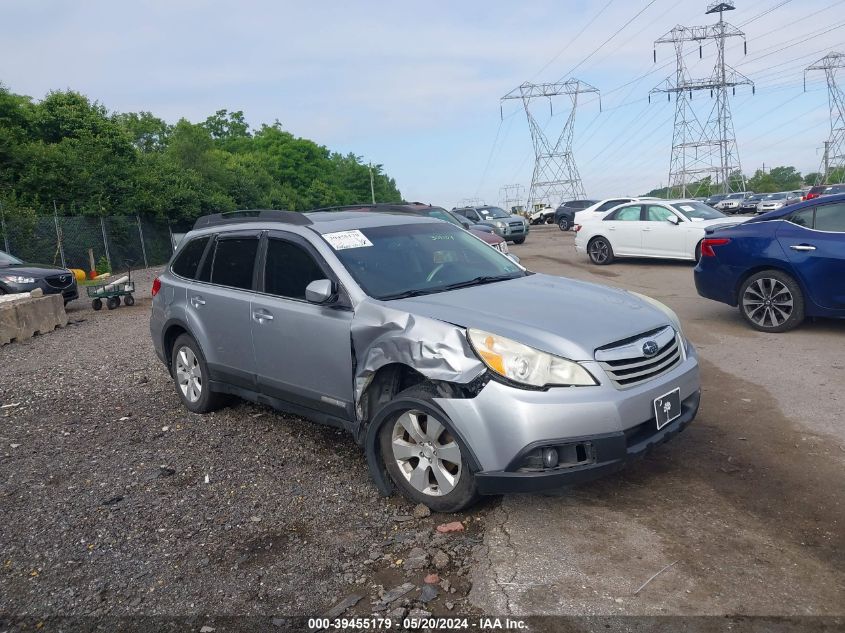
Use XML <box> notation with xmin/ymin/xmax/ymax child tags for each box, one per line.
<box><xmin>171</xmin><ymin>236</ymin><xmax>210</xmax><ymax>279</ymax></box>
<box><xmin>608</xmin><ymin>205</ymin><xmax>642</xmax><ymax>221</ymax></box>
<box><xmin>210</xmin><ymin>236</ymin><xmax>259</xmax><ymax>290</ymax></box>
<box><xmin>788</xmin><ymin>208</ymin><xmax>814</xmax><ymax>228</ymax></box>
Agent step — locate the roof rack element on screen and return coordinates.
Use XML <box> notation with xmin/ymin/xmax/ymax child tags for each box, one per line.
<box><xmin>192</xmin><ymin>209</ymin><xmax>312</xmax><ymax>230</ymax></box>
<box><xmin>308</xmin><ymin>202</ymin><xmax>431</xmax><ymax>213</ymax></box>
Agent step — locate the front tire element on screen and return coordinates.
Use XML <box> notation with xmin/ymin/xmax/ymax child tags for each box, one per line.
<box><xmin>588</xmin><ymin>236</ymin><xmax>614</xmax><ymax>265</ymax></box>
<box><xmin>512</xmin><ymin>237</ymin><xmax>526</xmax><ymax>245</ymax></box>
<box><xmin>558</xmin><ymin>217</ymin><xmax>570</xmax><ymax>231</ymax></box>
<box><xmin>738</xmin><ymin>270</ymin><xmax>805</xmax><ymax>333</ymax></box>
<box><xmin>171</xmin><ymin>334</ymin><xmax>227</xmax><ymax>413</ymax></box>
<box><xmin>378</xmin><ymin>385</ymin><xmax>479</xmax><ymax>512</ymax></box>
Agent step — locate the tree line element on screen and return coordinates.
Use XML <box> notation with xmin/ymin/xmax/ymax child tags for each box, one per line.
<box><xmin>0</xmin><ymin>83</ymin><xmax>403</xmax><ymax>224</ymax></box>
<box><xmin>644</xmin><ymin>165</ymin><xmax>844</xmax><ymax>199</ymax></box>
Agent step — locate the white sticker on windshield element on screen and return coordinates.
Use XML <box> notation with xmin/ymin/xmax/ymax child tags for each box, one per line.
<box><xmin>680</xmin><ymin>205</ymin><xmax>695</xmax><ymax>211</ymax></box>
<box><xmin>323</xmin><ymin>230</ymin><xmax>373</xmax><ymax>250</ymax></box>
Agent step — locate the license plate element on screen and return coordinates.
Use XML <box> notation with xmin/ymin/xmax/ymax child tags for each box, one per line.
<box><xmin>654</xmin><ymin>388</ymin><xmax>682</xmax><ymax>430</ymax></box>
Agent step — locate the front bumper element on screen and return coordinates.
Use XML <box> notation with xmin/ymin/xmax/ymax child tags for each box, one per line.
<box><xmin>434</xmin><ymin>343</ymin><xmax>701</xmax><ymax>494</ymax></box>
<box><xmin>0</xmin><ymin>279</ymin><xmax>78</xmax><ymax>302</ymax></box>
<box><xmin>474</xmin><ymin>390</ymin><xmax>699</xmax><ymax>494</ymax></box>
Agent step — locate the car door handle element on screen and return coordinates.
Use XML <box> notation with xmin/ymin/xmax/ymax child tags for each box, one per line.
<box><xmin>252</xmin><ymin>309</ymin><xmax>274</xmax><ymax>323</ymax></box>
<box><xmin>190</xmin><ymin>296</ymin><xmax>206</xmax><ymax>307</ymax></box>
<box><xmin>790</xmin><ymin>244</ymin><xmax>816</xmax><ymax>252</ymax></box>
<box><xmin>607</xmin><ymin>226</ymin><xmax>615</xmax><ymax>230</ymax></box>
<box><xmin>642</xmin><ymin>227</ymin><xmax>652</xmax><ymax>232</ymax></box>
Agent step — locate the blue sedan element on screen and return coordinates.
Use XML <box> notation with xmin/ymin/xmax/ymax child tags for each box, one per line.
<box><xmin>694</xmin><ymin>193</ymin><xmax>845</xmax><ymax>332</ymax></box>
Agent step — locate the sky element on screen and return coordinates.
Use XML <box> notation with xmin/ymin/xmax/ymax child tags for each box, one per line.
<box><xmin>1</xmin><ymin>0</ymin><xmax>843</xmax><ymax>207</ymax></box>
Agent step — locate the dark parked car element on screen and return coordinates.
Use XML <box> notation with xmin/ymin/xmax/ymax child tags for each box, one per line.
<box><xmin>806</xmin><ymin>183</ymin><xmax>845</xmax><ymax>200</ymax></box>
<box><xmin>739</xmin><ymin>193</ymin><xmax>765</xmax><ymax>213</ymax></box>
<box><xmin>0</xmin><ymin>250</ymin><xmax>78</xmax><ymax>304</ymax></box>
<box><xmin>555</xmin><ymin>199</ymin><xmax>597</xmax><ymax>231</ymax></box>
<box><xmin>694</xmin><ymin>194</ymin><xmax>845</xmax><ymax>332</ymax></box>
<box><xmin>452</xmin><ymin>206</ymin><xmax>529</xmax><ymax>243</ymax></box>
<box><xmin>704</xmin><ymin>193</ymin><xmax>728</xmax><ymax>207</ymax></box>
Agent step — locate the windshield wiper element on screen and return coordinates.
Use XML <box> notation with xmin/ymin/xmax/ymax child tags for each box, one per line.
<box><xmin>442</xmin><ymin>274</ymin><xmax>521</xmax><ymax>291</ymax></box>
<box><xmin>378</xmin><ymin>288</ymin><xmax>435</xmax><ymax>301</ymax></box>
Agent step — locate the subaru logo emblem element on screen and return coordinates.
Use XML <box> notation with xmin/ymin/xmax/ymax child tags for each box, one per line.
<box><xmin>60</xmin><ymin>275</ymin><xmax>68</xmax><ymax>282</ymax></box>
<box><xmin>642</xmin><ymin>340</ymin><xmax>659</xmax><ymax>357</ymax></box>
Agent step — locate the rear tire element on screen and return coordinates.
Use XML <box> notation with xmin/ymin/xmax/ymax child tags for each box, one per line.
<box><xmin>106</xmin><ymin>296</ymin><xmax>120</xmax><ymax>310</ymax></box>
<box><xmin>588</xmin><ymin>236</ymin><xmax>615</xmax><ymax>265</ymax></box>
<box><xmin>738</xmin><ymin>270</ymin><xmax>805</xmax><ymax>333</ymax></box>
<box><xmin>694</xmin><ymin>241</ymin><xmax>702</xmax><ymax>263</ymax></box>
<box><xmin>124</xmin><ymin>294</ymin><xmax>135</xmax><ymax>306</ymax></box>
<box><xmin>558</xmin><ymin>217</ymin><xmax>570</xmax><ymax>231</ymax></box>
<box><xmin>92</xmin><ymin>298</ymin><xmax>103</xmax><ymax>311</ymax></box>
<box><xmin>171</xmin><ymin>334</ymin><xmax>228</xmax><ymax>413</ymax></box>
<box><xmin>378</xmin><ymin>384</ymin><xmax>479</xmax><ymax>513</ymax></box>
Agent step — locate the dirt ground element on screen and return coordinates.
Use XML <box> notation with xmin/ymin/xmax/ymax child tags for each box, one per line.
<box><xmin>470</xmin><ymin>225</ymin><xmax>845</xmax><ymax>618</ymax></box>
<box><xmin>1</xmin><ymin>226</ymin><xmax>843</xmax><ymax>628</ymax></box>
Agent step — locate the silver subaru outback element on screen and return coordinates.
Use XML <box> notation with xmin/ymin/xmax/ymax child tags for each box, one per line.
<box><xmin>150</xmin><ymin>209</ymin><xmax>700</xmax><ymax>511</ymax></box>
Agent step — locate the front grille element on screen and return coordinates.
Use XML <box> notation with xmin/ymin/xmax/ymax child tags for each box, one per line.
<box><xmin>508</xmin><ymin>221</ymin><xmax>525</xmax><ymax>233</ymax></box>
<box><xmin>596</xmin><ymin>326</ymin><xmax>683</xmax><ymax>389</ymax></box>
<box><xmin>45</xmin><ymin>274</ymin><xmax>73</xmax><ymax>289</ymax></box>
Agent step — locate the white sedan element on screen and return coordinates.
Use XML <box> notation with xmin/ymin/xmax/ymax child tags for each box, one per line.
<box><xmin>574</xmin><ymin>199</ymin><xmax>748</xmax><ymax>264</ymax></box>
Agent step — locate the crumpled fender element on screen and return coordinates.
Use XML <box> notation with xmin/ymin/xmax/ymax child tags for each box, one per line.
<box><xmin>350</xmin><ymin>300</ymin><xmax>485</xmax><ymax>406</ymax></box>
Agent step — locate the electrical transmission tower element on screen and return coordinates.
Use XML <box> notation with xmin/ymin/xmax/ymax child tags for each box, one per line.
<box><xmin>499</xmin><ymin>183</ymin><xmax>525</xmax><ymax>214</ymax></box>
<box><xmin>651</xmin><ymin>2</ymin><xmax>753</xmax><ymax>197</ymax></box>
<box><xmin>501</xmin><ymin>79</ymin><xmax>599</xmax><ymax>213</ymax></box>
<box><xmin>805</xmin><ymin>52</ymin><xmax>845</xmax><ymax>184</ymax></box>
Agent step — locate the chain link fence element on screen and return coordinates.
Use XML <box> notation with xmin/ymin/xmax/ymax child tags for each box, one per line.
<box><xmin>0</xmin><ymin>205</ymin><xmax>181</xmax><ymax>273</ymax></box>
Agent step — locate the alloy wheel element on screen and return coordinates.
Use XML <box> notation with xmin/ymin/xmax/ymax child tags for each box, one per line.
<box><xmin>390</xmin><ymin>410</ymin><xmax>462</xmax><ymax>496</ymax></box>
<box><xmin>589</xmin><ymin>238</ymin><xmax>610</xmax><ymax>264</ymax></box>
<box><xmin>175</xmin><ymin>345</ymin><xmax>203</xmax><ymax>403</ymax></box>
<box><xmin>742</xmin><ymin>277</ymin><xmax>794</xmax><ymax>328</ymax></box>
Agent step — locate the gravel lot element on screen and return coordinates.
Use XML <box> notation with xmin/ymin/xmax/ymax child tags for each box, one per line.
<box><xmin>0</xmin><ymin>268</ymin><xmax>485</xmax><ymax>622</ymax></box>
<box><xmin>2</xmin><ymin>229</ymin><xmax>843</xmax><ymax>626</ymax></box>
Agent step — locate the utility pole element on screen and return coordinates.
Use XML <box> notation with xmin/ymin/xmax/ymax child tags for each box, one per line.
<box><xmin>501</xmin><ymin>78</ymin><xmax>599</xmax><ymax>213</ymax></box>
<box><xmin>368</xmin><ymin>163</ymin><xmax>376</xmax><ymax>204</ymax></box>
<box><xmin>651</xmin><ymin>2</ymin><xmax>753</xmax><ymax>197</ymax></box>
<box><xmin>805</xmin><ymin>52</ymin><xmax>845</xmax><ymax>184</ymax></box>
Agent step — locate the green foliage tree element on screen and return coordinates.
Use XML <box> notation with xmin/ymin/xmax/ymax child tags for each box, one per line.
<box><xmin>0</xmin><ymin>84</ymin><xmax>402</xmax><ymax>224</ymax></box>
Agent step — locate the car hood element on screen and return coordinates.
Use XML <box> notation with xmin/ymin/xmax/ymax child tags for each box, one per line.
<box><xmin>470</xmin><ymin>228</ymin><xmax>501</xmax><ymax>244</ymax></box>
<box><xmin>385</xmin><ymin>273</ymin><xmax>672</xmax><ymax>361</ymax></box>
<box><xmin>1</xmin><ymin>263</ymin><xmax>71</xmax><ymax>277</ymax></box>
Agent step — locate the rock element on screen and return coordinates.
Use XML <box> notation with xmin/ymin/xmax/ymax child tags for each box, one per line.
<box><xmin>250</xmin><ymin>516</ymin><xmax>262</xmax><ymax>522</ymax></box>
<box><xmin>436</xmin><ymin>521</ymin><xmax>464</xmax><ymax>533</ymax></box>
<box><xmin>423</xmin><ymin>573</ymin><xmax>439</xmax><ymax>584</ymax></box>
<box><xmin>412</xmin><ymin>504</ymin><xmax>431</xmax><ymax>519</ymax></box>
<box><xmin>200</xmin><ymin>627</ymin><xmax>215</xmax><ymax>633</ymax></box>
<box><xmin>432</xmin><ymin>549</ymin><xmax>449</xmax><ymax>569</ymax></box>
<box><xmin>404</xmin><ymin>547</ymin><xmax>428</xmax><ymax>570</ymax></box>
<box><xmin>378</xmin><ymin>582</ymin><xmax>415</xmax><ymax>606</ymax></box>
<box><xmin>271</xmin><ymin>618</ymin><xmax>288</xmax><ymax>627</ymax></box>
<box><xmin>102</xmin><ymin>495</ymin><xmax>123</xmax><ymax>506</ymax></box>
<box><xmin>418</xmin><ymin>584</ymin><xmax>437</xmax><ymax>603</ymax></box>
<box><xmin>386</xmin><ymin>606</ymin><xmax>406</xmax><ymax>620</ymax></box>
<box><xmin>321</xmin><ymin>593</ymin><xmax>364</xmax><ymax>619</ymax></box>
<box><xmin>408</xmin><ymin>608</ymin><xmax>432</xmax><ymax>619</ymax></box>
<box><xmin>445</xmin><ymin>601</ymin><xmax>455</xmax><ymax>610</ymax></box>
<box><xmin>157</xmin><ymin>467</ymin><xmax>176</xmax><ymax>478</ymax></box>
<box><xmin>440</xmin><ymin>579</ymin><xmax>451</xmax><ymax>592</ymax></box>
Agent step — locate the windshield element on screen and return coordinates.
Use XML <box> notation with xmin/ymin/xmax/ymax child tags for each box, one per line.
<box><xmin>476</xmin><ymin>206</ymin><xmax>511</xmax><ymax>219</ymax></box>
<box><xmin>747</xmin><ymin>195</ymin><xmax>763</xmax><ymax>202</ymax></box>
<box><xmin>0</xmin><ymin>251</ymin><xmax>23</xmax><ymax>266</ymax></box>
<box><xmin>327</xmin><ymin>223</ymin><xmax>525</xmax><ymax>300</ymax></box>
<box><xmin>763</xmin><ymin>193</ymin><xmax>787</xmax><ymax>200</ymax></box>
<box><xmin>726</xmin><ymin>193</ymin><xmax>745</xmax><ymax>199</ymax></box>
<box><xmin>670</xmin><ymin>201</ymin><xmax>727</xmax><ymax>220</ymax></box>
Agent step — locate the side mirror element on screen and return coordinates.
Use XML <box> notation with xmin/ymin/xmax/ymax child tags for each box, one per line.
<box><xmin>666</xmin><ymin>215</ymin><xmax>680</xmax><ymax>225</ymax></box>
<box><xmin>305</xmin><ymin>279</ymin><xmax>334</xmax><ymax>304</ymax></box>
<box><xmin>461</xmin><ymin>221</ymin><xmax>471</xmax><ymax>230</ymax></box>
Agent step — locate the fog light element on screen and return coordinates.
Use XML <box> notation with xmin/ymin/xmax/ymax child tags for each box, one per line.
<box><xmin>542</xmin><ymin>447</ymin><xmax>559</xmax><ymax>469</ymax></box>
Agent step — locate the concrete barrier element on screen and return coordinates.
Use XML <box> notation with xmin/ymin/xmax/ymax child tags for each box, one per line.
<box><xmin>0</xmin><ymin>294</ymin><xmax>68</xmax><ymax>345</ymax></box>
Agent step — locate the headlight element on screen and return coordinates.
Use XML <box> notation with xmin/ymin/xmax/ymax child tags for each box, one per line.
<box><xmin>628</xmin><ymin>292</ymin><xmax>686</xmax><ymax>342</ymax></box>
<box><xmin>2</xmin><ymin>275</ymin><xmax>36</xmax><ymax>284</ymax></box>
<box><xmin>493</xmin><ymin>221</ymin><xmax>506</xmax><ymax>228</ymax></box>
<box><xmin>467</xmin><ymin>328</ymin><xmax>598</xmax><ymax>387</ymax></box>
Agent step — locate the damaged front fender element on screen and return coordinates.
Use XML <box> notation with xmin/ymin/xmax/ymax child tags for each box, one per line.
<box><xmin>351</xmin><ymin>300</ymin><xmax>486</xmax><ymax>411</ymax></box>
